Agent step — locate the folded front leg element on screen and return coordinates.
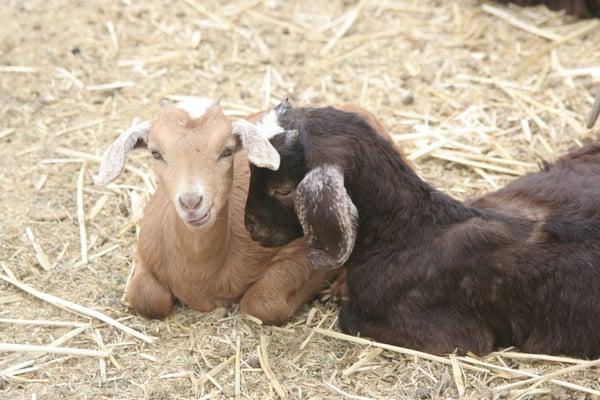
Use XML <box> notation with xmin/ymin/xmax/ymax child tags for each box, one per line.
<box><xmin>125</xmin><ymin>255</ymin><xmax>173</xmax><ymax>319</ymax></box>
<box><xmin>240</xmin><ymin>242</ymin><xmax>340</xmax><ymax>324</ymax></box>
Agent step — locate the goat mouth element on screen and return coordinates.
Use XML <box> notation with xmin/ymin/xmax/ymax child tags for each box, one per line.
<box><xmin>249</xmin><ymin>230</ymin><xmax>277</xmax><ymax>247</ymax></box>
<box><xmin>186</xmin><ymin>208</ymin><xmax>212</xmax><ymax>227</ymax></box>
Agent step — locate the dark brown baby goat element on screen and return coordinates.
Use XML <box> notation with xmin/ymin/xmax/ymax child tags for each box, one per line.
<box><xmin>236</xmin><ymin>101</ymin><xmax>600</xmax><ymax>358</ymax></box>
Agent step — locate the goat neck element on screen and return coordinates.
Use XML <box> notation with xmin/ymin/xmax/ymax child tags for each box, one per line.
<box><xmin>353</xmin><ymin>138</ymin><xmax>475</xmax><ymax>248</ymax></box>
<box><xmin>296</xmin><ymin>108</ymin><xmax>477</xmax><ymax>251</ymax></box>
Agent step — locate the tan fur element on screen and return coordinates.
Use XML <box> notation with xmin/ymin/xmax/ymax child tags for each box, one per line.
<box><xmin>125</xmin><ymin>102</ymin><xmax>395</xmax><ymax>323</ymax></box>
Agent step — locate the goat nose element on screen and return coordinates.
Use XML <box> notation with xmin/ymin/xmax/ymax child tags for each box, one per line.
<box><xmin>178</xmin><ymin>192</ymin><xmax>203</xmax><ymax>210</ymax></box>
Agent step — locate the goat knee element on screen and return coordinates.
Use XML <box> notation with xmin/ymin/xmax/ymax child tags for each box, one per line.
<box><xmin>126</xmin><ymin>266</ymin><xmax>173</xmax><ymax>319</ymax></box>
<box><xmin>239</xmin><ymin>294</ymin><xmax>292</xmax><ymax>325</ymax></box>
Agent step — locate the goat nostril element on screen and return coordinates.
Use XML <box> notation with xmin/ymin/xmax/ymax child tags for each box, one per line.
<box><xmin>179</xmin><ymin>193</ymin><xmax>203</xmax><ymax>210</ymax></box>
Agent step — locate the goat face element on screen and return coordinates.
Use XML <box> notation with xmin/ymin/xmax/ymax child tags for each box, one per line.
<box><xmin>238</xmin><ymin>103</ymin><xmax>359</xmax><ymax>271</ymax></box>
<box><xmin>148</xmin><ymin>102</ymin><xmax>238</xmax><ymax>229</ymax></box>
<box><xmin>95</xmin><ymin>98</ymin><xmax>239</xmax><ymax>230</ymax></box>
<box><xmin>243</xmin><ymin>132</ymin><xmax>305</xmax><ymax>247</ymax></box>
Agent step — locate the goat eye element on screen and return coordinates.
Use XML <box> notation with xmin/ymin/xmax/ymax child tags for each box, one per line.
<box><xmin>274</xmin><ymin>188</ymin><xmax>293</xmax><ymax>197</ymax></box>
<box><xmin>219</xmin><ymin>147</ymin><xmax>234</xmax><ymax>159</ymax></box>
<box><xmin>151</xmin><ymin>150</ymin><xmax>164</xmax><ymax>161</ymax></box>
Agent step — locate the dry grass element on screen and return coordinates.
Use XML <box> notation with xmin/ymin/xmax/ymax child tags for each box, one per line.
<box><xmin>1</xmin><ymin>0</ymin><xmax>599</xmax><ymax>398</ymax></box>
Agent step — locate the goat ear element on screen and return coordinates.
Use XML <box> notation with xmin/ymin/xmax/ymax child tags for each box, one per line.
<box><xmin>94</xmin><ymin>120</ymin><xmax>152</xmax><ymax>186</ymax></box>
<box><xmin>232</xmin><ymin>119</ymin><xmax>280</xmax><ymax>170</ymax></box>
<box><xmin>274</xmin><ymin>98</ymin><xmax>292</xmax><ymax>114</ymax></box>
<box><xmin>295</xmin><ymin>165</ymin><xmax>358</xmax><ymax>271</ymax></box>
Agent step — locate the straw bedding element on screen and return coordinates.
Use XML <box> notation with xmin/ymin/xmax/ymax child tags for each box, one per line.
<box><xmin>1</xmin><ymin>0</ymin><xmax>599</xmax><ymax>398</ymax></box>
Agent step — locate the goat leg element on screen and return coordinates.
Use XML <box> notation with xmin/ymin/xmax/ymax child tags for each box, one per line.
<box><xmin>125</xmin><ymin>256</ymin><xmax>174</xmax><ymax>319</ymax></box>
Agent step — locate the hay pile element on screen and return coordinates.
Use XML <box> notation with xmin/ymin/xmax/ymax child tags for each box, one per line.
<box><xmin>1</xmin><ymin>0</ymin><xmax>599</xmax><ymax>398</ymax></box>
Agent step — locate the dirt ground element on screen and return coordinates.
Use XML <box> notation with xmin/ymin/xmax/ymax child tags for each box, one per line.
<box><xmin>1</xmin><ymin>0</ymin><xmax>599</xmax><ymax>399</ymax></box>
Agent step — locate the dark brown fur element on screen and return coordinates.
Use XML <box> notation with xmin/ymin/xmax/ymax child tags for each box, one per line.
<box><xmin>245</xmin><ymin>105</ymin><xmax>600</xmax><ymax>357</ymax></box>
<box><xmin>498</xmin><ymin>0</ymin><xmax>600</xmax><ymax>17</ymax></box>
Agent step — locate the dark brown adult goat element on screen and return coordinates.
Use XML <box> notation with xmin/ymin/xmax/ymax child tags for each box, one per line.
<box><xmin>236</xmin><ymin>101</ymin><xmax>600</xmax><ymax>358</ymax></box>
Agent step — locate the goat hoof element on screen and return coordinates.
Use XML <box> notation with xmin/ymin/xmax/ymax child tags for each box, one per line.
<box><xmin>339</xmin><ymin>304</ymin><xmax>359</xmax><ymax>335</ymax></box>
<box><xmin>320</xmin><ymin>271</ymin><xmax>349</xmax><ymax>302</ymax></box>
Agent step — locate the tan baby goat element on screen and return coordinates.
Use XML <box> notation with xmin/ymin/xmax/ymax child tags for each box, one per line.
<box><xmin>95</xmin><ymin>98</ymin><xmax>335</xmax><ymax>323</ymax></box>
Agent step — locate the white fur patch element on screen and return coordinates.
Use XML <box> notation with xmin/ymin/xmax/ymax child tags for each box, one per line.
<box><xmin>173</xmin><ymin>97</ymin><xmax>217</xmax><ymax>119</ymax></box>
<box><xmin>255</xmin><ymin>108</ymin><xmax>285</xmax><ymax>139</ymax></box>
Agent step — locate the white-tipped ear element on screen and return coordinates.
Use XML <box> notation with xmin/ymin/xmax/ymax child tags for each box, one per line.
<box><xmin>295</xmin><ymin>164</ymin><xmax>358</xmax><ymax>271</ymax></box>
<box><xmin>232</xmin><ymin>119</ymin><xmax>280</xmax><ymax>170</ymax></box>
<box><xmin>94</xmin><ymin>120</ymin><xmax>152</xmax><ymax>186</ymax></box>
